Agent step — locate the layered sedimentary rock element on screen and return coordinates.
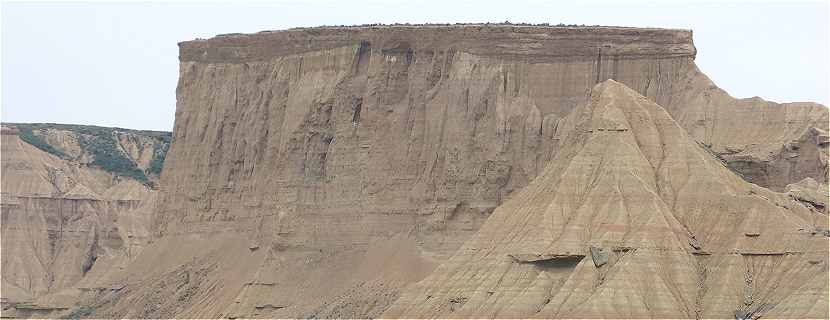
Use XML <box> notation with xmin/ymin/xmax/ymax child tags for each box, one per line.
<box><xmin>48</xmin><ymin>25</ymin><xmax>828</xmax><ymax>318</ymax></box>
<box><xmin>0</xmin><ymin>125</ymin><xmax>160</xmax><ymax>318</ymax></box>
<box><xmin>384</xmin><ymin>80</ymin><xmax>828</xmax><ymax>318</ymax></box>
<box><xmin>175</xmin><ymin>25</ymin><xmax>827</xmax><ymax>191</ymax></box>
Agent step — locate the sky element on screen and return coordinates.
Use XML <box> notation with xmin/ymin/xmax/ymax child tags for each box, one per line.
<box><xmin>1</xmin><ymin>0</ymin><xmax>828</xmax><ymax>131</ymax></box>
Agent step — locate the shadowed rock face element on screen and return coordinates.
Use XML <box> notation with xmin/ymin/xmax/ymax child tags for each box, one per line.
<box><xmin>384</xmin><ymin>80</ymin><xmax>828</xmax><ymax>319</ymax></box>
<box><xmin>9</xmin><ymin>25</ymin><xmax>824</xmax><ymax>319</ymax></box>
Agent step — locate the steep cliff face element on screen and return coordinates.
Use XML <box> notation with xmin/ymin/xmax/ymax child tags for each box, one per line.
<box><xmin>174</xmin><ymin>25</ymin><xmax>827</xmax><ymax>192</ymax></box>
<box><xmin>71</xmin><ymin>25</ymin><xmax>826</xmax><ymax>318</ymax></box>
<box><xmin>0</xmin><ymin>125</ymin><xmax>159</xmax><ymax>318</ymax></box>
<box><xmin>384</xmin><ymin>80</ymin><xmax>828</xmax><ymax>319</ymax></box>
<box><xmin>162</xmin><ymin>25</ymin><xmax>826</xmax><ymax>238</ymax></box>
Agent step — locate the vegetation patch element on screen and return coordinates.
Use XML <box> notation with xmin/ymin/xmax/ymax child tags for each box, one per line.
<box><xmin>5</xmin><ymin>123</ymin><xmax>171</xmax><ymax>185</ymax></box>
<box><xmin>78</xmin><ymin>132</ymin><xmax>149</xmax><ymax>182</ymax></box>
<box><xmin>16</xmin><ymin>125</ymin><xmax>68</xmax><ymax>158</ymax></box>
<box><xmin>148</xmin><ymin>139</ymin><xmax>170</xmax><ymax>176</ymax></box>
<box><xmin>66</xmin><ymin>305</ymin><xmax>95</xmax><ymax>319</ymax></box>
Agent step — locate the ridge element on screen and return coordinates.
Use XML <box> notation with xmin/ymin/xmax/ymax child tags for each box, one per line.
<box><xmin>383</xmin><ymin>80</ymin><xmax>828</xmax><ymax>319</ymax></box>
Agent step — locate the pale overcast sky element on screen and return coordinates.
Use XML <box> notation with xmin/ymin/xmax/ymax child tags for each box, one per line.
<box><xmin>2</xmin><ymin>0</ymin><xmax>828</xmax><ymax>131</ymax></box>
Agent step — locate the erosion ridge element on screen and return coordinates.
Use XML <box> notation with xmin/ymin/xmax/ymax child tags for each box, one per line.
<box><xmin>0</xmin><ymin>125</ymin><xmax>159</xmax><ymax>318</ymax></box>
<box><xmin>2</xmin><ymin>25</ymin><xmax>827</xmax><ymax>319</ymax></box>
<box><xmin>383</xmin><ymin>80</ymin><xmax>829</xmax><ymax>318</ymax></box>
<box><xmin>123</xmin><ymin>25</ymin><xmax>827</xmax><ymax>318</ymax></box>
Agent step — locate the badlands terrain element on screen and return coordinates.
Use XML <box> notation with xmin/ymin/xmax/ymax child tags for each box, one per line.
<box><xmin>1</xmin><ymin>24</ymin><xmax>828</xmax><ymax>319</ymax></box>
<box><xmin>0</xmin><ymin>124</ymin><xmax>169</xmax><ymax>318</ymax></box>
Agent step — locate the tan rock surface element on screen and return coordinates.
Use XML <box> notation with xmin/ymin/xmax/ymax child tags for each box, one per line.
<box><xmin>4</xmin><ymin>25</ymin><xmax>827</xmax><ymax>319</ymax></box>
<box><xmin>786</xmin><ymin>177</ymin><xmax>829</xmax><ymax>214</ymax></box>
<box><xmin>78</xmin><ymin>25</ymin><xmax>826</xmax><ymax>319</ymax></box>
<box><xmin>384</xmin><ymin>80</ymin><xmax>828</xmax><ymax>319</ymax></box>
<box><xmin>177</xmin><ymin>24</ymin><xmax>828</xmax><ymax>191</ymax></box>
<box><xmin>0</xmin><ymin>129</ymin><xmax>157</xmax><ymax>318</ymax></box>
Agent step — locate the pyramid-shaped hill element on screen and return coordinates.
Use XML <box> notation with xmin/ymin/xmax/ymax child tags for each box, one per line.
<box><xmin>384</xmin><ymin>80</ymin><xmax>829</xmax><ymax>319</ymax></box>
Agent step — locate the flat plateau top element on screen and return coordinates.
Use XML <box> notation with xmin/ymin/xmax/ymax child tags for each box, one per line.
<box><xmin>209</xmin><ymin>24</ymin><xmax>691</xmax><ymax>39</ymax></box>
<box><xmin>180</xmin><ymin>24</ymin><xmax>695</xmax><ymax>63</ymax></box>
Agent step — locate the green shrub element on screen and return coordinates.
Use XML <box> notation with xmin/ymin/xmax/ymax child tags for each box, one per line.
<box><xmin>7</xmin><ymin>123</ymin><xmax>172</xmax><ymax>186</ymax></box>
<box><xmin>79</xmin><ymin>133</ymin><xmax>149</xmax><ymax>183</ymax></box>
<box><xmin>147</xmin><ymin>142</ymin><xmax>170</xmax><ymax>176</ymax></box>
<box><xmin>16</xmin><ymin>125</ymin><xmax>68</xmax><ymax>158</ymax></box>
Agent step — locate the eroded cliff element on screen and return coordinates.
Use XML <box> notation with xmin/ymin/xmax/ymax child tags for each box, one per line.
<box><xmin>35</xmin><ymin>25</ymin><xmax>828</xmax><ymax>319</ymax></box>
<box><xmin>0</xmin><ymin>125</ymin><xmax>162</xmax><ymax>318</ymax></box>
<box><xmin>384</xmin><ymin>80</ymin><xmax>828</xmax><ymax>319</ymax></box>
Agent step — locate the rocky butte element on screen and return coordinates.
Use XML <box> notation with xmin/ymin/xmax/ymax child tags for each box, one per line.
<box><xmin>1</xmin><ymin>24</ymin><xmax>827</xmax><ymax>319</ymax></box>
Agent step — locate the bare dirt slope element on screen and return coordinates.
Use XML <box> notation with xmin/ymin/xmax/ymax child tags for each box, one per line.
<box><xmin>384</xmin><ymin>80</ymin><xmax>828</xmax><ymax>319</ymax></box>
<box><xmin>0</xmin><ymin>125</ymin><xmax>161</xmax><ymax>318</ymax></box>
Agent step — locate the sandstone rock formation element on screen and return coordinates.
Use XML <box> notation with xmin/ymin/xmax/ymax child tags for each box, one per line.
<box><xmin>0</xmin><ymin>125</ymin><xmax>163</xmax><ymax>318</ymax></box>
<box><xmin>384</xmin><ymin>80</ymin><xmax>828</xmax><ymax>318</ymax></box>
<box><xmin>175</xmin><ymin>24</ymin><xmax>828</xmax><ymax>192</ymax></box>
<box><xmin>3</xmin><ymin>24</ymin><xmax>827</xmax><ymax>319</ymax></box>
